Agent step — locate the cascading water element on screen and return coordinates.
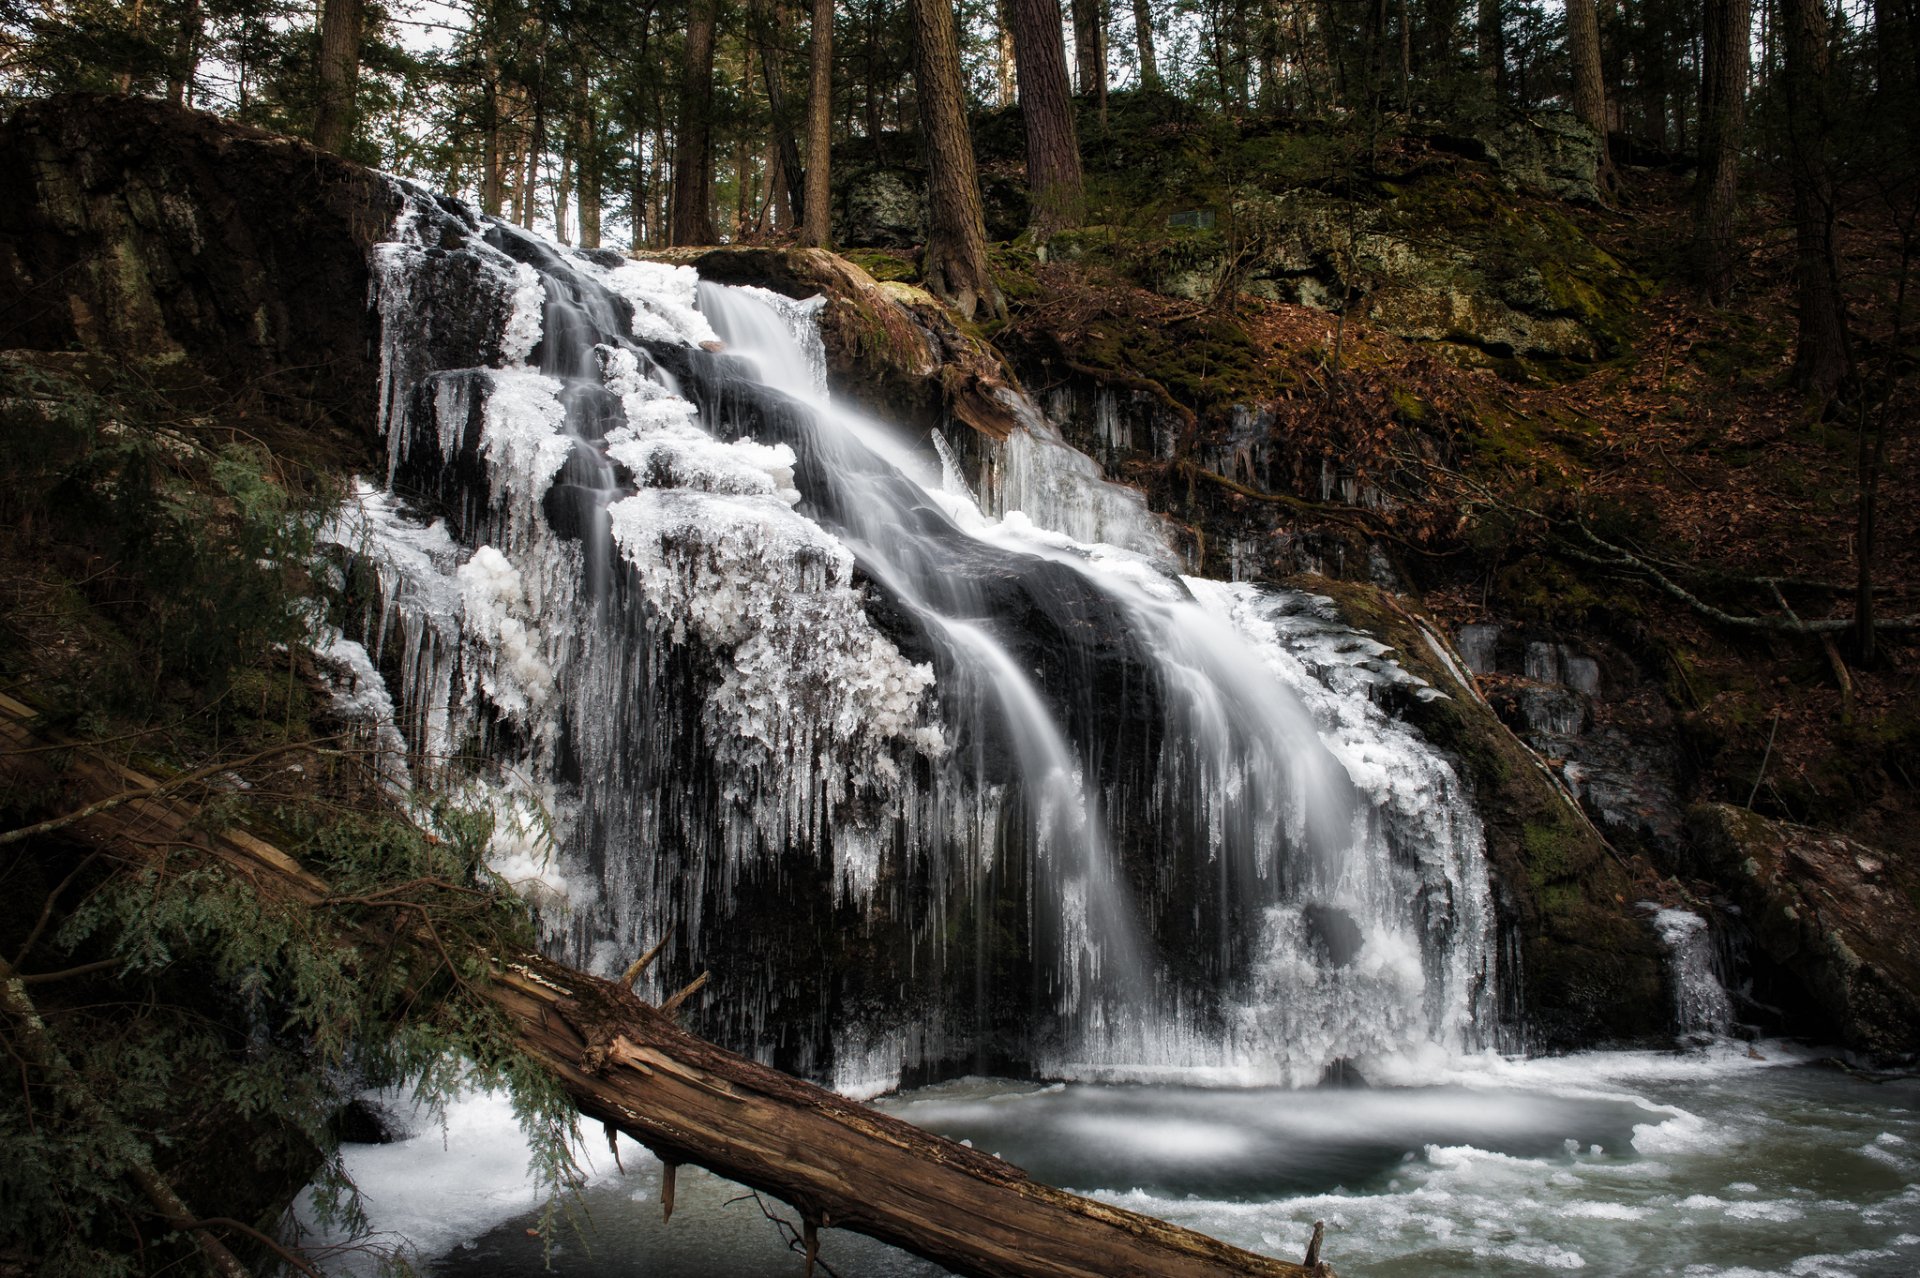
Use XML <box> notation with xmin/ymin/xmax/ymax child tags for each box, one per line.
<box><xmin>325</xmin><ymin>186</ymin><xmax>1498</xmax><ymax>1093</ymax></box>
<box><xmin>1645</xmin><ymin>906</ymin><xmax>1736</xmax><ymax>1041</ymax></box>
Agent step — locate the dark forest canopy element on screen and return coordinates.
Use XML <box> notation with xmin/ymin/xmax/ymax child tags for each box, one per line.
<box><xmin>5</xmin><ymin>1</ymin><xmax>1917</xmax><ymax>389</ymax></box>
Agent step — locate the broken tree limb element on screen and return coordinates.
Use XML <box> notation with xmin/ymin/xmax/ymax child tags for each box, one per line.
<box><xmin>1565</xmin><ymin>522</ymin><xmax>1920</xmax><ymax>634</ymax></box>
<box><xmin>0</xmin><ymin>694</ymin><xmax>1315</xmax><ymax>1278</ymax></box>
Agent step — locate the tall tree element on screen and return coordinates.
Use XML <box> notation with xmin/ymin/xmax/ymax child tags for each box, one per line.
<box><xmin>1131</xmin><ymin>0</ymin><xmax>1160</xmax><ymax>89</ymax></box>
<box><xmin>1008</xmin><ymin>0</ymin><xmax>1085</xmax><ymax>239</ymax></box>
<box><xmin>908</xmin><ymin>0</ymin><xmax>1005</xmax><ymax>318</ymax></box>
<box><xmin>671</xmin><ymin>0</ymin><xmax>719</xmax><ymax>245</ymax></box>
<box><xmin>313</xmin><ymin>0</ymin><xmax>364</xmax><ymax>152</ymax></box>
<box><xmin>750</xmin><ymin>0</ymin><xmax>807</xmax><ymax>231</ymax></box>
<box><xmin>1565</xmin><ymin>0</ymin><xmax>1618</xmax><ymax>196</ymax></box>
<box><xmin>1477</xmin><ymin>0</ymin><xmax>1506</xmax><ymax>95</ymax></box>
<box><xmin>1072</xmin><ymin>0</ymin><xmax>1110</xmax><ymax>125</ymax></box>
<box><xmin>576</xmin><ymin>88</ymin><xmax>603</xmax><ymax>249</ymax></box>
<box><xmin>1692</xmin><ymin>0</ymin><xmax>1751</xmax><ymax>304</ymax></box>
<box><xmin>1781</xmin><ymin>0</ymin><xmax>1851</xmax><ymax>396</ymax></box>
<box><xmin>800</xmin><ymin>0</ymin><xmax>834</xmax><ymax>246</ymax></box>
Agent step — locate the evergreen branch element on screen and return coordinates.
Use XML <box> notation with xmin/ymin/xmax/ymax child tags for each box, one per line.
<box><xmin>0</xmin><ymin>955</ymin><xmax>257</xmax><ymax>1278</ymax></box>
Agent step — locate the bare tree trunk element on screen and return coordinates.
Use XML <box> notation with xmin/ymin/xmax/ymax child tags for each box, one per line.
<box><xmin>1477</xmin><ymin>0</ymin><xmax>1505</xmax><ymax>94</ymax></box>
<box><xmin>521</xmin><ymin>98</ymin><xmax>545</xmax><ymax>230</ymax></box>
<box><xmin>578</xmin><ymin>101</ymin><xmax>602</xmax><ymax>250</ymax></box>
<box><xmin>997</xmin><ymin>0</ymin><xmax>1020</xmax><ymax>104</ymax></box>
<box><xmin>801</xmin><ymin>0</ymin><xmax>835</xmax><ymax>246</ymax></box>
<box><xmin>641</xmin><ymin>130</ymin><xmax>656</xmax><ymax>249</ymax></box>
<box><xmin>1565</xmin><ymin>0</ymin><xmax>1618</xmax><ymax>196</ymax></box>
<box><xmin>1073</xmin><ymin>0</ymin><xmax>1110</xmax><ymax>124</ymax></box>
<box><xmin>481</xmin><ymin>73</ymin><xmax>506</xmax><ymax>216</ymax></box>
<box><xmin>555</xmin><ymin>126</ymin><xmax>574</xmax><ymax>245</ymax></box>
<box><xmin>671</xmin><ymin>0</ymin><xmax>719</xmax><ymax>245</ymax></box>
<box><xmin>1009</xmin><ymin>0</ymin><xmax>1086</xmax><ymax>239</ymax></box>
<box><xmin>1692</xmin><ymin>0</ymin><xmax>1750</xmax><ymax>304</ymax></box>
<box><xmin>751</xmin><ymin>0</ymin><xmax>807</xmax><ymax>232</ymax></box>
<box><xmin>313</xmin><ymin>0</ymin><xmax>364</xmax><ymax>153</ymax></box>
<box><xmin>1397</xmin><ymin>0</ymin><xmax>1411</xmax><ymax>111</ymax></box>
<box><xmin>909</xmin><ymin>0</ymin><xmax>1006</xmax><ymax>319</ymax></box>
<box><xmin>167</xmin><ymin>0</ymin><xmax>201</xmax><ymax>107</ymax></box>
<box><xmin>1133</xmin><ymin>0</ymin><xmax>1161</xmax><ymax>88</ymax></box>
<box><xmin>1783</xmin><ymin>0</ymin><xmax>1851</xmax><ymax>397</ymax></box>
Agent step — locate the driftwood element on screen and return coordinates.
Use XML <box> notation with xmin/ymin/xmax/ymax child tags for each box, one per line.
<box><xmin>0</xmin><ymin>693</ymin><xmax>1314</xmax><ymax>1278</ymax></box>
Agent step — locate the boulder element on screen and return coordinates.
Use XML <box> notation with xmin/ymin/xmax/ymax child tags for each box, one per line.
<box><xmin>0</xmin><ymin>93</ymin><xmax>397</xmax><ymax>448</ymax></box>
<box><xmin>835</xmin><ymin>166</ymin><xmax>924</xmax><ymax>249</ymax></box>
<box><xmin>1686</xmin><ymin>804</ymin><xmax>1920</xmax><ymax>1061</ymax></box>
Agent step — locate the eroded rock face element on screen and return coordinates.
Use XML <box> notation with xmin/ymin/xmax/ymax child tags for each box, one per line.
<box><xmin>0</xmin><ymin>93</ymin><xmax>398</xmax><ymax>443</ymax></box>
<box><xmin>835</xmin><ymin>167</ymin><xmax>924</xmax><ymax>249</ymax></box>
<box><xmin>1205</xmin><ymin>182</ymin><xmax>1640</xmax><ymax>364</ymax></box>
<box><xmin>1686</xmin><ymin>804</ymin><xmax>1920</xmax><ymax>1061</ymax></box>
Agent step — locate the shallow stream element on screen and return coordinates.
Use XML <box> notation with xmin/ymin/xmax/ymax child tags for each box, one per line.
<box><xmin>309</xmin><ymin>1042</ymin><xmax>1919</xmax><ymax>1277</ymax></box>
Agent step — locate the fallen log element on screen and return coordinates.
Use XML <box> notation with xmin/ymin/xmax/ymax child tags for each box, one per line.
<box><xmin>0</xmin><ymin>693</ymin><xmax>1315</xmax><ymax>1278</ymax></box>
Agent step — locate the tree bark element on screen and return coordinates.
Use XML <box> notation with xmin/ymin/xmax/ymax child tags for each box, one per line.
<box><xmin>313</xmin><ymin>0</ymin><xmax>365</xmax><ymax>153</ymax></box>
<box><xmin>909</xmin><ymin>0</ymin><xmax>1006</xmax><ymax>319</ymax></box>
<box><xmin>1132</xmin><ymin>0</ymin><xmax>1161</xmax><ymax>89</ymax></box>
<box><xmin>1477</xmin><ymin>0</ymin><xmax>1505</xmax><ymax>94</ymax></box>
<box><xmin>1693</xmin><ymin>0</ymin><xmax>1750</xmax><ymax>304</ymax></box>
<box><xmin>578</xmin><ymin>100</ymin><xmax>602</xmax><ymax>250</ymax></box>
<box><xmin>555</xmin><ymin>123</ymin><xmax>574</xmax><ymax>245</ymax></box>
<box><xmin>800</xmin><ymin>0</ymin><xmax>835</xmax><ymax>246</ymax></box>
<box><xmin>1072</xmin><ymin>0</ymin><xmax>1110</xmax><ymax>125</ymax></box>
<box><xmin>751</xmin><ymin>0</ymin><xmax>807</xmax><ymax>233</ymax></box>
<box><xmin>1782</xmin><ymin>0</ymin><xmax>1851</xmax><ymax>397</ymax></box>
<box><xmin>671</xmin><ymin>0</ymin><xmax>719</xmax><ymax>246</ymax></box>
<box><xmin>167</xmin><ymin>0</ymin><xmax>201</xmax><ymax>107</ymax></box>
<box><xmin>1008</xmin><ymin>0</ymin><xmax>1086</xmax><ymax>239</ymax></box>
<box><xmin>0</xmin><ymin>694</ymin><xmax>1315</xmax><ymax>1278</ymax></box>
<box><xmin>1565</xmin><ymin>0</ymin><xmax>1618</xmax><ymax>197</ymax></box>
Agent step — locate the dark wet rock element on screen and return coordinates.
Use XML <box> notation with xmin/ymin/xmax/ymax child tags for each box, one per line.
<box><xmin>334</xmin><ymin>1096</ymin><xmax>411</xmax><ymax>1145</ymax></box>
<box><xmin>0</xmin><ymin>93</ymin><xmax>397</xmax><ymax>458</ymax></box>
<box><xmin>1685</xmin><ymin>804</ymin><xmax>1920</xmax><ymax>1061</ymax></box>
<box><xmin>1296</xmin><ymin>582</ymin><xmax>1670</xmax><ymax>1051</ymax></box>
<box><xmin>1465</xmin><ymin>624</ymin><xmax>1687</xmax><ymax>863</ymax></box>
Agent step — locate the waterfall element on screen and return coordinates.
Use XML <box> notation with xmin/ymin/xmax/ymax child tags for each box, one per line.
<box><xmin>1645</xmin><ymin>907</ymin><xmax>1736</xmax><ymax>1041</ymax></box>
<box><xmin>326</xmin><ymin>186</ymin><xmax>1499</xmax><ymax>1093</ymax></box>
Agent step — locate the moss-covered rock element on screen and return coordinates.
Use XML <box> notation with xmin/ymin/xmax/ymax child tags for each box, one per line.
<box><xmin>1305</xmin><ymin>579</ymin><xmax>1671</xmax><ymax>1050</ymax></box>
<box><xmin>649</xmin><ymin>244</ymin><xmax>1025</xmax><ymax>443</ymax></box>
<box><xmin>1685</xmin><ymin>804</ymin><xmax>1920</xmax><ymax>1061</ymax></box>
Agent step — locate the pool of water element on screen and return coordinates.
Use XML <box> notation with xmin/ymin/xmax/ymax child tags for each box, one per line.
<box><xmin>306</xmin><ymin>1042</ymin><xmax>1920</xmax><ymax>1277</ymax></box>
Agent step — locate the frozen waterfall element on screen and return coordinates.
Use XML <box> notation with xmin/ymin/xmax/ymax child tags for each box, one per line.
<box><xmin>324</xmin><ymin>186</ymin><xmax>1500</xmax><ymax>1094</ymax></box>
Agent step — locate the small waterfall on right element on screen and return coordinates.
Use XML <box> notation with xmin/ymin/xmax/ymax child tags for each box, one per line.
<box><xmin>1645</xmin><ymin>906</ymin><xmax>1736</xmax><ymax>1041</ymax></box>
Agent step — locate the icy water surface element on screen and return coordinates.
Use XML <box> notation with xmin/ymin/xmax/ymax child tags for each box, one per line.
<box><xmin>311</xmin><ymin>1043</ymin><xmax>1920</xmax><ymax>1277</ymax></box>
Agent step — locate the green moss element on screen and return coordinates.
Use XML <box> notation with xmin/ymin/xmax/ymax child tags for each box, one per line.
<box><xmin>842</xmin><ymin>248</ymin><xmax>919</xmax><ymax>284</ymax></box>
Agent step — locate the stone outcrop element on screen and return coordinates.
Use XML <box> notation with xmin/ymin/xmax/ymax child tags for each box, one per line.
<box><xmin>0</xmin><ymin>93</ymin><xmax>397</xmax><ymax>452</ymax></box>
<box><xmin>1686</xmin><ymin>804</ymin><xmax>1920</xmax><ymax>1060</ymax></box>
<box><xmin>646</xmin><ymin>243</ymin><xmax>1026</xmax><ymax>442</ymax></box>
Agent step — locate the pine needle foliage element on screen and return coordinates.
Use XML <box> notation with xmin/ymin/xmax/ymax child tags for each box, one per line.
<box><xmin>0</xmin><ymin>354</ymin><xmax>583</xmax><ymax>1276</ymax></box>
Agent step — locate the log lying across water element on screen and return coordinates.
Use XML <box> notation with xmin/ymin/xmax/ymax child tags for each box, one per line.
<box><xmin>0</xmin><ymin>694</ymin><xmax>1316</xmax><ymax>1278</ymax></box>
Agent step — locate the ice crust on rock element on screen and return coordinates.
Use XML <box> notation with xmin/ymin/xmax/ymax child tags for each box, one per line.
<box><xmin>342</xmin><ymin>184</ymin><xmax>1503</xmax><ymax>1096</ymax></box>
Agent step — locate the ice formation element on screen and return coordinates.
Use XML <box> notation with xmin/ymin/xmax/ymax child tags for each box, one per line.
<box><xmin>331</xmin><ymin>181</ymin><xmax>1502</xmax><ymax>1089</ymax></box>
